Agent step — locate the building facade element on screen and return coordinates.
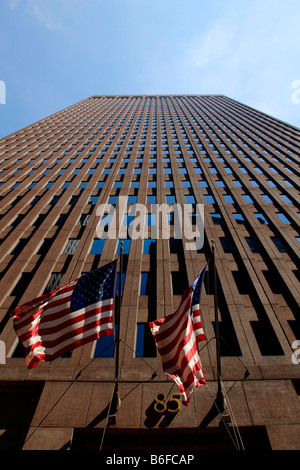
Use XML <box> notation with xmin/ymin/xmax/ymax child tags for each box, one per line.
<box><xmin>0</xmin><ymin>95</ymin><xmax>299</xmax><ymax>450</ymax></box>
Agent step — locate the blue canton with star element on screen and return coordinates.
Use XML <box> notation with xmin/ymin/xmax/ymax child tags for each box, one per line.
<box><xmin>70</xmin><ymin>260</ymin><xmax>117</xmax><ymax>312</ymax></box>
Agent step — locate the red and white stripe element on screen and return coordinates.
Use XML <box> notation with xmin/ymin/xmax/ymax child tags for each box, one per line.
<box><xmin>12</xmin><ymin>280</ymin><xmax>114</xmax><ymax>369</ymax></box>
<box><xmin>149</xmin><ymin>287</ymin><xmax>205</xmax><ymax>405</ymax></box>
<box><xmin>192</xmin><ymin>304</ymin><xmax>206</xmax><ymax>343</ymax></box>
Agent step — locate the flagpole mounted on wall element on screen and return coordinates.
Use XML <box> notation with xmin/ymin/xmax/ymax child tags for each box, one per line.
<box><xmin>110</xmin><ymin>242</ymin><xmax>124</xmax><ymax>420</ymax></box>
<box><xmin>211</xmin><ymin>240</ymin><xmax>224</xmax><ymax>412</ymax></box>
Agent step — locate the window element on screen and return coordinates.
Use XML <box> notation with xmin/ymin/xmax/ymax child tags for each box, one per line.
<box><xmin>114</xmin><ymin>182</ymin><xmax>122</xmax><ymax>188</ymax></box>
<box><xmin>31</xmin><ymin>196</ymin><xmax>41</xmax><ymax>205</ymax></box>
<box><xmin>223</xmin><ymin>195</ymin><xmax>235</xmax><ymax>204</ymax></box>
<box><xmin>243</xmin><ymin>194</ymin><xmax>253</xmax><ymax>204</ymax></box>
<box><xmin>220</xmin><ymin>237</ymin><xmax>236</xmax><ymax>253</ymax></box>
<box><xmin>108</xmin><ymin>196</ymin><xmax>118</xmax><ymax>205</ymax></box>
<box><xmin>172</xmin><ymin>271</ymin><xmax>188</xmax><ymax>295</ymax></box>
<box><xmin>280</xmin><ymin>194</ymin><xmax>292</xmax><ymax>204</ymax></box>
<box><xmin>11</xmin><ymin>239</ymin><xmax>27</xmax><ymax>256</ymax></box>
<box><xmin>261</xmin><ymin>195</ymin><xmax>273</xmax><ymax>204</ymax></box>
<box><xmin>140</xmin><ymin>272</ymin><xmax>149</xmax><ymax>295</ymax></box>
<box><xmin>115</xmin><ymin>272</ymin><xmax>125</xmax><ymax>295</ymax></box>
<box><xmin>211</xmin><ymin>213</ymin><xmax>224</xmax><ymax>225</ymax></box>
<box><xmin>131</xmin><ymin>181</ymin><xmax>139</xmax><ymax>188</ymax></box>
<box><xmin>143</xmin><ymin>239</ymin><xmax>156</xmax><ymax>254</ymax></box>
<box><xmin>169</xmin><ymin>238</ymin><xmax>183</xmax><ymax>254</ymax></box>
<box><xmin>63</xmin><ymin>239</ymin><xmax>80</xmax><ymax>255</ymax></box>
<box><xmin>93</xmin><ymin>334</ymin><xmax>115</xmax><ymax>358</ymax></box>
<box><xmin>271</xmin><ymin>237</ymin><xmax>287</xmax><ymax>253</ymax></box>
<box><xmin>128</xmin><ymin>195</ymin><xmax>137</xmax><ymax>205</ymax></box>
<box><xmin>69</xmin><ymin>196</ymin><xmax>79</xmax><ymax>205</ymax></box>
<box><xmin>123</xmin><ymin>214</ymin><xmax>135</xmax><ymax>226</ymax></box>
<box><xmin>45</xmin><ymin>273</ymin><xmax>64</xmax><ymax>292</ymax></box>
<box><xmin>182</xmin><ymin>181</ymin><xmax>191</xmax><ymax>188</ymax></box>
<box><xmin>233</xmin><ymin>213</ymin><xmax>245</xmax><ymax>224</ymax></box>
<box><xmin>12</xmin><ymin>214</ymin><xmax>25</xmax><ymax>226</ymax></box>
<box><xmin>135</xmin><ymin>323</ymin><xmax>156</xmax><ymax>357</ymax></box>
<box><xmin>276</xmin><ymin>213</ymin><xmax>291</xmax><ymax>224</ymax></box>
<box><xmin>78</xmin><ymin>214</ymin><xmax>90</xmax><ymax>226</ymax></box>
<box><xmin>185</xmin><ymin>195</ymin><xmax>195</xmax><ymax>204</ymax></box>
<box><xmin>89</xmin><ymin>196</ymin><xmax>98</xmax><ymax>205</ymax></box>
<box><xmin>165</xmin><ymin>181</ymin><xmax>174</xmax><ymax>188</ymax></box>
<box><xmin>239</xmin><ymin>167</ymin><xmax>248</xmax><ymax>174</ymax></box>
<box><xmin>90</xmin><ymin>239</ymin><xmax>105</xmax><ymax>255</ymax></box>
<box><xmin>255</xmin><ymin>213</ymin><xmax>268</xmax><ymax>225</ymax></box>
<box><xmin>204</xmin><ymin>195</ymin><xmax>215</xmax><ymax>204</ymax></box>
<box><xmin>245</xmin><ymin>237</ymin><xmax>261</xmax><ymax>253</ymax></box>
<box><xmin>145</xmin><ymin>214</ymin><xmax>156</xmax><ymax>226</ymax></box>
<box><xmin>166</xmin><ymin>195</ymin><xmax>176</xmax><ymax>204</ymax></box>
<box><xmin>147</xmin><ymin>195</ymin><xmax>156</xmax><ymax>204</ymax></box>
<box><xmin>117</xmin><ymin>239</ymin><xmax>131</xmax><ymax>254</ymax></box>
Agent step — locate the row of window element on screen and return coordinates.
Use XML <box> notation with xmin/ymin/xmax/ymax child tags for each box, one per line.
<box><xmin>79</xmin><ymin>230</ymin><xmax>295</xmax><ymax>259</ymax></box>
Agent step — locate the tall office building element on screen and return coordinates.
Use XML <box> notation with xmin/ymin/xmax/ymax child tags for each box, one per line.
<box><xmin>0</xmin><ymin>95</ymin><xmax>299</xmax><ymax>450</ymax></box>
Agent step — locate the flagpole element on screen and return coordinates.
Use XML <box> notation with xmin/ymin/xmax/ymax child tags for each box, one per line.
<box><xmin>115</xmin><ymin>241</ymin><xmax>123</xmax><ymax>385</ymax></box>
<box><xmin>109</xmin><ymin>241</ymin><xmax>123</xmax><ymax>421</ymax></box>
<box><xmin>211</xmin><ymin>240</ymin><xmax>223</xmax><ymax>411</ymax></box>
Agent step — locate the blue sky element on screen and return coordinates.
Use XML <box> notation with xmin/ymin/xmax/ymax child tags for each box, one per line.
<box><xmin>0</xmin><ymin>0</ymin><xmax>299</xmax><ymax>138</ymax></box>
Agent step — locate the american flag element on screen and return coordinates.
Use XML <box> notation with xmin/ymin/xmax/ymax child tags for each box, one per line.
<box><xmin>149</xmin><ymin>267</ymin><xmax>206</xmax><ymax>405</ymax></box>
<box><xmin>12</xmin><ymin>260</ymin><xmax>117</xmax><ymax>369</ymax></box>
<box><xmin>190</xmin><ymin>267</ymin><xmax>206</xmax><ymax>344</ymax></box>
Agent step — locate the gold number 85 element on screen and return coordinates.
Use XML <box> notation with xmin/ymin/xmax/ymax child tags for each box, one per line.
<box><xmin>154</xmin><ymin>393</ymin><xmax>181</xmax><ymax>414</ymax></box>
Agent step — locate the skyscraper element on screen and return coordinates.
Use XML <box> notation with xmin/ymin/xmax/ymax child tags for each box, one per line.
<box><xmin>0</xmin><ymin>95</ymin><xmax>299</xmax><ymax>450</ymax></box>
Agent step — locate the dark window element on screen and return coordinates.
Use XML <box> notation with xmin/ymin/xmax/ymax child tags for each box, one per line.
<box><xmin>220</xmin><ymin>237</ymin><xmax>236</xmax><ymax>253</ymax></box>
<box><xmin>135</xmin><ymin>323</ymin><xmax>156</xmax><ymax>358</ymax></box>
<box><xmin>245</xmin><ymin>237</ymin><xmax>261</xmax><ymax>253</ymax></box>
<box><xmin>271</xmin><ymin>237</ymin><xmax>287</xmax><ymax>253</ymax></box>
